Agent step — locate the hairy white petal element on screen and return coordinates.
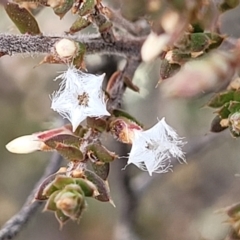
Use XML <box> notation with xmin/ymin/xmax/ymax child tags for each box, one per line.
<box><xmin>6</xmin><ymin>135</ymin><xmax>44</xmax><ymax>154</ymax></box>
<box><xmin>128</xmin><ymin>118</ymin><xmax>186</xmax><ymax>175</ymax></box>
<box><xmin>51</xmin><ymin>66</ymin><xmax>110</xmax><ymax>131</ymax></box>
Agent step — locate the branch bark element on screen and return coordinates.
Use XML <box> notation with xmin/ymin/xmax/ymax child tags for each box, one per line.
<box><xmin>0</xmin><ymin>152</ymin><xmax>62</xmax><ymax>240</ymax></box>
<box><xmin>0</xmin><ymin>34</ymin><xmax>143</xmax><ymax>58</ymax></box>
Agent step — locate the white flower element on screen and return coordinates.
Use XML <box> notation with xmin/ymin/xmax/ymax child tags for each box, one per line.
<box><xmin>51</xmin><ymin>67</ymin><xmax>110</xmax><ymax>131</ymax></box>
<box><xmin>128</xmin><ymin>118</ymin><xmax>186</xmax><ymax>176</ymax></box>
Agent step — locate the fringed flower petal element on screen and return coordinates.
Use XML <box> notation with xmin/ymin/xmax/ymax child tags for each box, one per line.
<box><xmin>51</xmin><ymin>66</ymin><xmax>110</xmax><ymax>131</ymax></box>
<box><xmin>128</xmin><ymin>118</ymin><xmax>186</xmax><ymax>176</ymax></box>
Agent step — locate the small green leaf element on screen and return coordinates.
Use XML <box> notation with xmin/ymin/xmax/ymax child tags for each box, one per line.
<box><xmin>53</xmin><ymin>0</ymin><xmax>74</xmax><ymax>19</ymax></box>
<box><xmin>233</xmin><ymin>90</ymin><xmax>240</xmax><ymax>101</ymax></box>
<box><xmin>44</xmin><ymin>191</ymin><xmax>59</xmax><ymax>211</ymax></box>
<box><xmin>53</xmin><ymin>175</ymin><xmax>75</xmax><ymax>189</ymax></box>
<box><xmin>190</xmin><ymin>33</ymin><xmax>210</xmax><ymax>52</ymax></box>
<box><xmin>74</xmin><ymin>124</ymin><xmax>88</xmax><ymax>138</ymax></box>
<box><xmin>73</xmin><ymin>42</ymin><xmax>86</xmax><ymax>69</ymax></box>
<box><xmin>55</xmin><ymin>143</ymin><xmax>84</xmax><ymax>161</ymax></box>
<box><xmin>160</xmin><ymin>59</ymin><xmax>180</xmax><ymax>80</ymax></box>
<box><xmin>55</xmin><ymin>209</ymin><xmax>70</xmax><ymax>227</ymax></box>
<box><xmin>44</xmin><ymin>134</ymin><xmax>80</xmax><ymax>149</ymax></box>
<box><xmin>91</xmin><ymin>162</ymin><xmax>110</xmax><ymax>180</ymax></box>
<box><xmin>217</xmin><ymin>104</ymin><xmax>231</xmax><ymax>119</ymax></box>
<box><xmin>87</xmin><ymin>143</ymin><xmax>117</xmax><ymax>163</ymax></box>
<box><xmin>168</xmin><ymin>50</ymin><xmax>191</xmax><ymax>64</ymax></box>
<box><xmin>98</xmin><ymin>20</ymin><xmax>113</xmax><ymax>33</ymax></box>
<box><xmin>35</xmin><ymin>172</ymin><xmax>65</xmax><ymax>200</ymax></box>
<box><xmin>75</xmin><ymin>178</ymin><xmax>96</xmax><ymax>197</ymax></box>
<box><xmin>43</xmin><ymin>182</ymin><xmax>61</xmax><ymax>198</ymax></box>
<box><xmin>69</xmin><ymin>16</ymin><xmax>91</xmax><ymax>34</ymax></box>
<box><xmin>79</xmin><ymin>0</ymin><xmax>96</xmax><ymax>16</ymax></box>
<box><xmin>228</xmin><ymin>101</ymin><xmax>240</xmax><ymax>113</ymax></box>
<box><xmin>87</xmin><ymin>117</ymin><xmax>107</xmax><ymax>132</ymax></box>
<box><xmin>84</xmin><ymin>169</ymin><xmax>111</xmax><ymax>202</ymax></box>
<box><xmin>5</xmin><ymin>3</ymin><xmax>41</xmax><ymax>35</ymax></box>
<box><xmin>207</xmin><ymin>91</ymin><xmax>235</xmax><ymax>108</ymax></box>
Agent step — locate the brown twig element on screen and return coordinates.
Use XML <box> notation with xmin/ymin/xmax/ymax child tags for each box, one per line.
<box><xmin>0</xmin><ymin>152</ymin><xmax>62</xmax><ymax>240</ymax></box>
<box><xmin>105</xmin><ymin>8</ymin><xmax>150</xmax><ymax>37</ymax></box>
<box><xmin>107</xmin><ymin>57</ymin><xmax>142</xmax><ymax>110</ymax></box>
<box><xmin>0</xmin><ymin>33</ymin><xmax>143</xmax><ymax>58</ymax></box>
<box><xmin>112</xmin><ymin>143</ymin><xmax>141</xmax><ymax>240</ymax></box>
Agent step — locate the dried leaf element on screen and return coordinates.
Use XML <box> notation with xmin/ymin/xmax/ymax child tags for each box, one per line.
<box><xmin>123</xmin><ymin>76</ymin><xmax>139</xmax><ymax>92</ymax></box>
<box><xmin>210</xmin><ymin>115</ymin><xmax>227</xmax><ymax>133</ymax></box>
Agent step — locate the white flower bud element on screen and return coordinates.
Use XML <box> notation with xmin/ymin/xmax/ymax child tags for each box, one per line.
<box><xmin>6</xmin><ymin>135</ymin><xmax>45</xmax><ymax>154</ymax></box>
<box><xmin>141</xmin><ymin>32</ymin><xmax>170</xmax><ymax>62</ymax></box>
<box><xmin>161</xmin><ymin>11</ymin><xmax>179</xmax><ymax>34</ymax></box>
<box><xmin>55</xmin><ymin>39</ymin><xmax>78</xmax><ymax>58</ymax></box>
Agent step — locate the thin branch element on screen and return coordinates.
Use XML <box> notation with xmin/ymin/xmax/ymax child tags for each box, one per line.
<box><xmin>113</xmin><ymin>143</ymin><xmax>141</xmax><ymax>240</ymax></box>
<box><xmin>107</xmin><ymin>58</ymin><xmax>141</xmax><ymax>110</ymax></box>
<box><xmin>0</xmin><ymin>152</ymin><xmax>62</xmax><ymax>240</ymax></box>
<box><xmin>0</xmin><ymin>34</ymin><xmax>143</xmax><ymax>58</ymax></box>
<box><xmin>106</xmin><ymin>8</ymin><xmax>150</xmax><ymax>37</ymax></box>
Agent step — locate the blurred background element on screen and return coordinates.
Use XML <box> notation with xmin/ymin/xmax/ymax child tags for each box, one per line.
<box><xmin>1</xmin><ymin>1</ymin><xmax>240</xmax><ymax>240</ymax></box>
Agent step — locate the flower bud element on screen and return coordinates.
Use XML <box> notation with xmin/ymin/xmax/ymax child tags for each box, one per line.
<box><xmin>6</xmin><ymin>125</ymin><xmax>74</xmax><ymax>154</ymax></box>
<box><xmin>54</xmin><ymin>189</ymin><xmax>86</xmax><ymax>220</ymax></box>
<box><xmin>141</xmin><ymin>32</ymin><xmax>170</xmax><ymax>62</ymax></box>
<box><xmin>6</xmin><ymin>135</ymin><xmax>47</xmax><ymax>154</ymax></box>
<box><xmin>55</xmin><ymin>39</ymin><xmax>78</xmax><ymax>58</ymax></box>
<box><xmin>109</xmin><ymin>118</ymin><xmax>142</xmax><ymax>144</ymax></box>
